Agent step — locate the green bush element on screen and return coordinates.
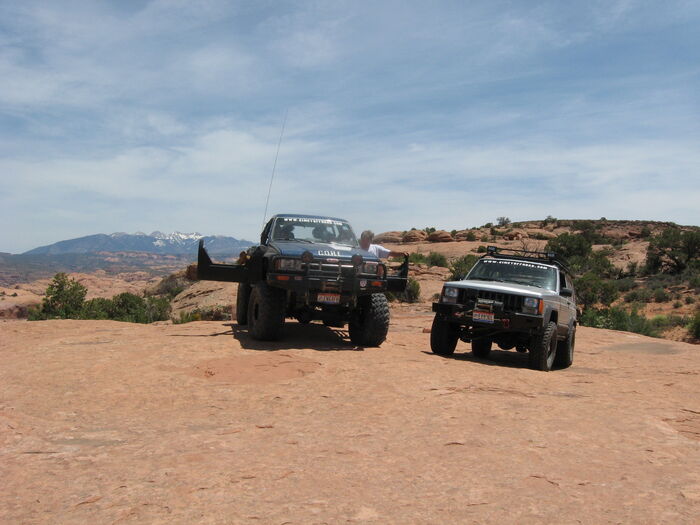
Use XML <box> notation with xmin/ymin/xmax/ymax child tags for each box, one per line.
<box><xmin>546</xmin><ymin>233</ymin><xmax>592</xmax><ymax>259</ymax></box>
<box><xmin>449</xmin><ymin>255</ymin><xmax>479</xmax><ymax>281</ymax></box>
<box><xmin>464</xmin><ymin>231</ymin><xmax>477</xmax><ymax>241</ymax></box>
<box><xmin>480</xmin><ymin>235</ymin><xmax>489</xmax><ymax>242</ymax></box>
<box><xmin>574</xmin><ymin>272</ymin><xmax>618</xmax><ymax>309</ymax></box>
<box><xmin>653</xmin><ymin>288</ymin><xmax>670</xmax><ymax>303</ymax></box>
<box><xmin>29</xmin><ymin>273</ymin><xmax>87</xmax><ymax>320</ymax></box>
<box><xmin>409</xmin><ymin>253</ymin><xmax>427</xmax><ymax>264</ymax></box>
<box><xmin>426</xmin><ymin>252</ymin><xmax>448</xmax><ymax>268</ymax></box>
<box><xmin>477</xmin><ymin>245</ymin><xmax>487</xmax><ymax>253</ymax></box>
<box><xmin>615</xmin><ymin>278</ymin><xmax>637</xmax><ymax>293</ymax></box>
<box><xmin>385</xmin><ymin>278</ymin><xmax>421</xmax><ymax>303</ymax></box>
<box><xmin>173</xmin><ymin>305</ymin><xmax>231</xmax><ymax>324</ymax></box>
<box><xmin>689</xmin><ymin>311</ymin><xmax>700</xmax><ymax>339</ymax></box>
<box><xmin>79</xmin><ymin>298</ymin><xmax>113</xmax><ymax>320</ymax></box>
<box><xmin>625</xmin><ymin>288</ymin><xmax>653</xmax><ymax>303</ymax></box>
<box><xmin>580</xmin><ymin>307</ymin><xmax>658</xmax><ymax>337</ymax></box>
<box><xmin>685</xmin><ymin>296</ymin><xmax>695</xmax><ymax>304</ymax></box>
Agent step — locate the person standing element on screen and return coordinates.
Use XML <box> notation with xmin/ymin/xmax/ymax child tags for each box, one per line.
<box><xmin>359</xmin><ymin>230</ymin><xmax>408</xmax><ymax>259</ymax></box>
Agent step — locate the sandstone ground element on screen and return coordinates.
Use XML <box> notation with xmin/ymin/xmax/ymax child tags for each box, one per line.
<box><xmin>2</xmin><ymin>313</ymin><xmax>699</xmax><ymax>524</ymax></box>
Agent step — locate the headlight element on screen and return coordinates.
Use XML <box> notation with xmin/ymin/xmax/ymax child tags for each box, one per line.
<box><xmin>522</xmin><ymin>297</ymin><xmax>542</xmax><ymax>314</ymax></box>
<box><xmin>362</xmin><ymin>262</ymin><xmax>379</xmax><ymax>275</ymax></box>
<box><xmin>274</xmin><ymin>258</ymin><xmax>303</xmax><ymax>272</ymax></box>
<box><xmin>523</xmin><ymin>297</ymin><xmax>538</xmax><ymax>308</ymax></box>
<box><xmin>442</xmin><ymin>287</ymin><xmax>459</xmax><ymax>303</ymax></box>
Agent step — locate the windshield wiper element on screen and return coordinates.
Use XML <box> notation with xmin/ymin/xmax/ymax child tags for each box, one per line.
<box><xmin>275</xmin><ymin>238</ymin><xmax>314</xmax><ymax>243</ymax></box>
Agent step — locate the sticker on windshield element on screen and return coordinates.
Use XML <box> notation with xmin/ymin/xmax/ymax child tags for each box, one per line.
<box><xmin>482</xmin><ymin>259</ymin><xmax>549</xmax><ymax>269</ymax></box>
<box><xmin>283</xmin><ymin>217</ymin><xmax>344</xmax><ymax>226</ymax></box>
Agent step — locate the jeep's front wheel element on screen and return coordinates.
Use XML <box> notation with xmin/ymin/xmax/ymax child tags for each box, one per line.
<box><xmin>236</xmin><ymin>283</ymin><xmax>251</xmax><ymax>325</ymax></box>
<box><xmin>554</xmin><ymin>324</ymin><xmax>575</xmax><ymax>369</ymax></box>
<box><xmin>471</xmin><ymin>338</ymin><xmax>492</xmax><ymax>358</ymax></box>
<box><xmin>430</xmin><ymin>315</ymin><xmax>458</xmax><ymax>355</ymax></box>
<box><xmin>247</xmin><ymin>283</ymin><xmax>286</xmax><ymax>340</ymax></box>
<box><xmin>349</xmin><ymin>293</ymin><xmax>390</xmax><ymax>347</ymax></box>
<box><xmin>529</xmin><ymin>321</ymin><xmax>557</xmax><ymax>371</ymax></box>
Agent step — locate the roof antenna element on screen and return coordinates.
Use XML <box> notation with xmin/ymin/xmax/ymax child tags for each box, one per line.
<box><xmin>262</xmin><ymin>109</ymin><xmax>288</xmax><ymax>230</ymax></box>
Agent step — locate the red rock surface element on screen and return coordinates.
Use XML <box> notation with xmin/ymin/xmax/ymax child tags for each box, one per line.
<box><xmin>1</xmin><ymin>316</ymin><xmax>699</xmax><ymax>523</ymax></box>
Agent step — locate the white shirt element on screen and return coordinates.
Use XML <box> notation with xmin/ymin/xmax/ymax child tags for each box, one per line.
<box><xmin>366</xmin><ymin>243</ymin><xmax>391</xmax><ymax>259</ymax></box>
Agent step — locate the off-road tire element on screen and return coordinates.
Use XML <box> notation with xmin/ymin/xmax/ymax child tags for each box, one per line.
<box><xmin>247</xmin><ymin>282</ymin><xmax>286</xmax><ymax>341</ymax></box>
<box><xmin>554</xmin><ymin>324</ymin><xmax>575</xmax><ymax>369</ymax></box>
<box><xmin>430</xmin><ymin>315</ymin><xmax>458</xmax><ymax>356</ymax></box>
<box><xmin>529</xmin><ymin>321</ymin><xmax>558</xmax><ymax>371</ymax></box>
<box><xmin>348</xmin><ymin>293</ymin><xmax>390</xmax><ymax>347</ymax></box>
<box><xmin>236</xmin><ymin>283</ymin><xmax>251</xmax><ymax>325</ymax></box>
<box><xmin>472</xmin><ymin>338</ymin><xmax>492</xmax><ymax>358</ymax></box>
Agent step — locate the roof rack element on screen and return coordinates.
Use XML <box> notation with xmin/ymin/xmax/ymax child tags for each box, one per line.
<box><xmin>484</xmin><ymin>246</ymin><xmax>572</xmax><ymax>274</ymax></box>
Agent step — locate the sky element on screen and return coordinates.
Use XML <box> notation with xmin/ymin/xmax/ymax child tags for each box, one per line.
<box><xmin>1</xmin><ymin>0</ymin><xmax>699</xmax><ymax>253</ymax></box>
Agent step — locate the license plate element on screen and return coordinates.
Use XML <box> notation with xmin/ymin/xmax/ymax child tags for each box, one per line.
<box><xmin>317</xmin><ymin>293</ymin><xmax>341</xmax><ymax>304</ymax></box>
<box><xmin>473</xmin><ymin>311</ymin><xmax>495</xmax><ymax>323</ymax></box>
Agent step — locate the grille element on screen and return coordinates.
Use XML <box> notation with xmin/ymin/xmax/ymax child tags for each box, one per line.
<box><xmin>305</xmin><ymin>262</ymin><xmax>355</xmax><ymax>278</ymax></box>
<box><xmin>459</xmin><ymin>289</ymin><xmax>523</xmax><ymax>312</ymax></box>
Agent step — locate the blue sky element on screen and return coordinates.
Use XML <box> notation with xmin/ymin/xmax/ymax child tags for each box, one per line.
<box><xmin>1</xmin><ymin>0</ymin><xmax>699</xmax><ymax>253</ymax></box>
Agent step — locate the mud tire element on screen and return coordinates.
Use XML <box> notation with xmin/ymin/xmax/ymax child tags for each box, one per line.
<box><xmin>529</xmin><ymin>321</ymin><xmax>558</xmax><ymax>371</ymax></box>
<box><xmin>247</xmin><ymin>282</ymin><xmax>286</xmax><ymax>341</ymax></box>
<box><xmin>236</xmin><ymin>283</ymin><xmax>251</xmax><ymax>325</ymax></box>
<box><xmin>430</xmin><ymin>315</ymin><xmax>458</xmax><ymax>356</ymax></box>
<box><xmin>554</xmin><ymin>324</ymin><xmax>575</xmax><ymax>369</ymax></box>
<box><xmin>472</xmin><ymin>338</ymin><xmax>492</xmax><ymax>358</ymax></box>
<box><xmin>349</xmin><ymin>293</ymin><xmax>390</xmax><ymax>347</ymax></box>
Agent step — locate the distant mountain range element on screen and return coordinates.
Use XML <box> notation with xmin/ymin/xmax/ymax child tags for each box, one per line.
<box><xmin>23</xmin><ymin>231</ymin><xmax>254</xmax><ymax>256</ymax></box>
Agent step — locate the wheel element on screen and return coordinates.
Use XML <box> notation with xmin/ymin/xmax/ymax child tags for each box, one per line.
<box><xmin>348</xmin><ymin>293</ymin><xmax>390</xmax><ymax>347</ymax></box>
<box><xmin>529</xmin><ymin>321</ymin><xmax>558</xmax><ymax>371</ymax></box>
<box><xmin>430</xmin><ymin>315</ymin><xmax>458</xmax><ymax>355</ymax></box>
<box><xmin>236</xmin><ymin>283</ymin><xmax>251</xmax><ymax>325</ymax></box>
<box><xmin>472</xmin><ymin>338</ymin><xmax>492</xmax><ymax>358</ymax></box>
<box><xmin>247</xmin><ymin>282</ymin><xmax>286</xmax><ymax>341</ymax></box>
<box><xmin>554</xmin><ymin>324</ymin><xmax>575</xmax><ymax>369</ymax></box>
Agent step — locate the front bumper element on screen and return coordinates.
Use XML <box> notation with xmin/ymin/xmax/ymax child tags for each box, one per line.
<box><xmin>268</xmin><ymin>272</ymin><xmax>387</xmax><ymax>305</ymax></box>
<box><xmin>432</xmin><ymin>302</ymin><xmax>543</xmax><ymax>334</ymax></box>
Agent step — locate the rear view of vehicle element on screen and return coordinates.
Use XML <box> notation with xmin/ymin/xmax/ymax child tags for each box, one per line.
<box><xmin>431</xmin><ymin>246</ymin><xmax>577</xmax><ymax>371</ymax></box>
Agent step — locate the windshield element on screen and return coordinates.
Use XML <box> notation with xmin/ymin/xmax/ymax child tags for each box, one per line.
<box><xmin>271</xmin><ymin>217</ymin><xmax>358</xmax><ymax>246</ymax></box>
<box><xmin>466</xmin><ymin>258</ymin><xmax>558</xmax><ymax>291</ymax></box>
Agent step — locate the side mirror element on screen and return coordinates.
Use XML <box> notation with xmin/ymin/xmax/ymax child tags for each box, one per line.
<box><xmin>560</xmin><ymin>287</ymin><xmax>573</xmax><ymax>297</ymax></box>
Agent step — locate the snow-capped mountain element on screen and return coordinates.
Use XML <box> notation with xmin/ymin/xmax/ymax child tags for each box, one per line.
<box><xmin>23</xmin><ymin>232</ymin><xmax>253</xmax><ymax>256</ymax></box>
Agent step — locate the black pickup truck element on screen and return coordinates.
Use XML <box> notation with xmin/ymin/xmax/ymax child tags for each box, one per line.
<box><xmin>198</xmin><ymin>214</ymin><xmax>408</xmax><ymax>345</ymax></box>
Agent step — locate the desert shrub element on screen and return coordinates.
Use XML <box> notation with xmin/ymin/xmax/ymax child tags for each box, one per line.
<box><xmin>673</xmin><ymin>301</ymin><xmax>682</xmax><ymax>309</ymax></box>
<box><xmin>79</xmin><ymin>298</ymin><xmax>114</xmax><ymax>320</ymax></box>
<box><xmin>109</xmin><ymin>293</ymin><xmax>149</xmax><ymax>323</ymax></box>
<box><xmin>541</xmin><ymin>215</ymin><xmax>557</xmax><ymax>226</ymax></box>
<box><xmin>426</xmin><ymin>252</ymin><xmax>448</xmax><ymax>268</ymax></box>
<box><xmin>615</xmin><ymin>278</ymin><xmax>637</xmax><ymax>293</ymax></box>
<box><xmin>625</xmin><ymin>288</ymin><xmax>653</xmax><ymax>303</ymax></box>
<box><xmin>480</xmin><ymin>235</ymin><xmax>489</xmax><ymax>242</ymax></box>
<box><xmin>653</xmin><ymin>288</ymin><xmax>670</xmax><ymax>303</ymax></box>
<box><xmin>686</xmin><ymin>296</ymin><xmax>695</xmax><ymax>304</ymax></box>
<box><xmin>424</xmin><ymin>227</ymin><xmax>436</xmax><ymax>235</ymax></box>
<box><xmin>400</xmin><ymin>278</ymin><xmax>421</xmax><ymax>302</ymax></box>
<box><xmin>450</xmin><ymin>230</ymin><xmax>457</xmax><ymax>237</ymax></box>
<box><xmin>409</xmin><ymin>253</ymin><xmax>427</xmax><ymax>264</ymax></box>
<box><xmin>574</xmin><ymin>272</ymin><xmax>619</xmax><ymax>309</ymax></box>
<box><xmin>625</xmin><ymin>261</ymin><xmax>638</xmax><ymax>277</ymax></box>
<box><xmin>449</xmin><ymin>255</ymin><xmax>479</xmax><ymax>281</ymax></box>
<box><xmin>569</xmin><ymin>251</ymin><xmax>617</xmax><ymax>278</ymax></box>
<box><xmin>497</xmin><ymin>216</ymin><xmax>511</xmax><ymax>227</ymax></box>
<box><xmin>645</xmin><ymin>228</ymin><xmax>700</xmax><ymax>274</ymax></box>
<box><xmin>688</xmin><ymin>311</ymin><xmax>700</xmax><ymax>339</ymax></box>
<box><xmin>546</xmin><ymin>233</ymin><xmax>592</xmax><ymax>259</ymax></box>
<box><xmin>29</xmin><ymin>273</ymin><xmax>87</xmax><ymax>320</ymax></box>
<box><xmin>482</xmin><ymin>222</ymin><xmax>493</xmax><ymax>229</ymax></box>
<box><xmin>477</xmin><ymin>245</ymin><xmax>487</xmax><ymax>253</ymax></box>
<box><xmin>173</xmin><ymin>306</ymin><xmax>231</xmax><ymax>324</ymax></box>
<box><xmin>580</xmin><ymin>307</ymin><xmax>658</xmax><ymax>337</ymax></box>
<box><xmin>640</xmin><ymin>225</ymin><xmax>652</xmax><ymax>238</ymax></box>
<box><xmin>465</xmin><ymin>231</ymin><xmax>477</xmax><ymax>241</ymax></box>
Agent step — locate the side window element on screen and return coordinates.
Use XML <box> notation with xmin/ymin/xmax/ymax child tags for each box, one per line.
<box><xmin>559</xmin><ymin>272</ymin><xmax>567</xmax><ymax>292</ymax></box>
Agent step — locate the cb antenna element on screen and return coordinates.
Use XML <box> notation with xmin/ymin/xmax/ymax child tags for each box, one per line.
<box><xmin>262</xmin><ymin>109</ymin><xmax>288</xmax><ymax>230</ymax></box>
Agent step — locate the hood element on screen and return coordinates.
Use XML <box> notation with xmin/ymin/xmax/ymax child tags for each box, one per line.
<box><xmin>268</xmin><ymin>241</ymin><xmax>380</xmax><ymax>261</ymax></box>
<box><xmin>445</xmin><ymin>279</ymin><xmax>557</xmax><ymax>297</ymax></box>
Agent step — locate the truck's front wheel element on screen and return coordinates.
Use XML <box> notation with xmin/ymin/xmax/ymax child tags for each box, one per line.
<box><xmin>349</xmin><ymin>293</ymin><xmax>390</xmax><ymax>347</ymax></box>
<box><xmin>247</xmin><ymin>283</ymin><xmax>286</xmax><ymax>341</ymax></box>
<box><xmin>529</xmin><ymin>321</ymin><xmax>557</xmax><ymax>371</ymax></box>
<box><xmin>430</xmin><ymin>315</ymin><xmax>458</xmax><ymax>356</ymax></box>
